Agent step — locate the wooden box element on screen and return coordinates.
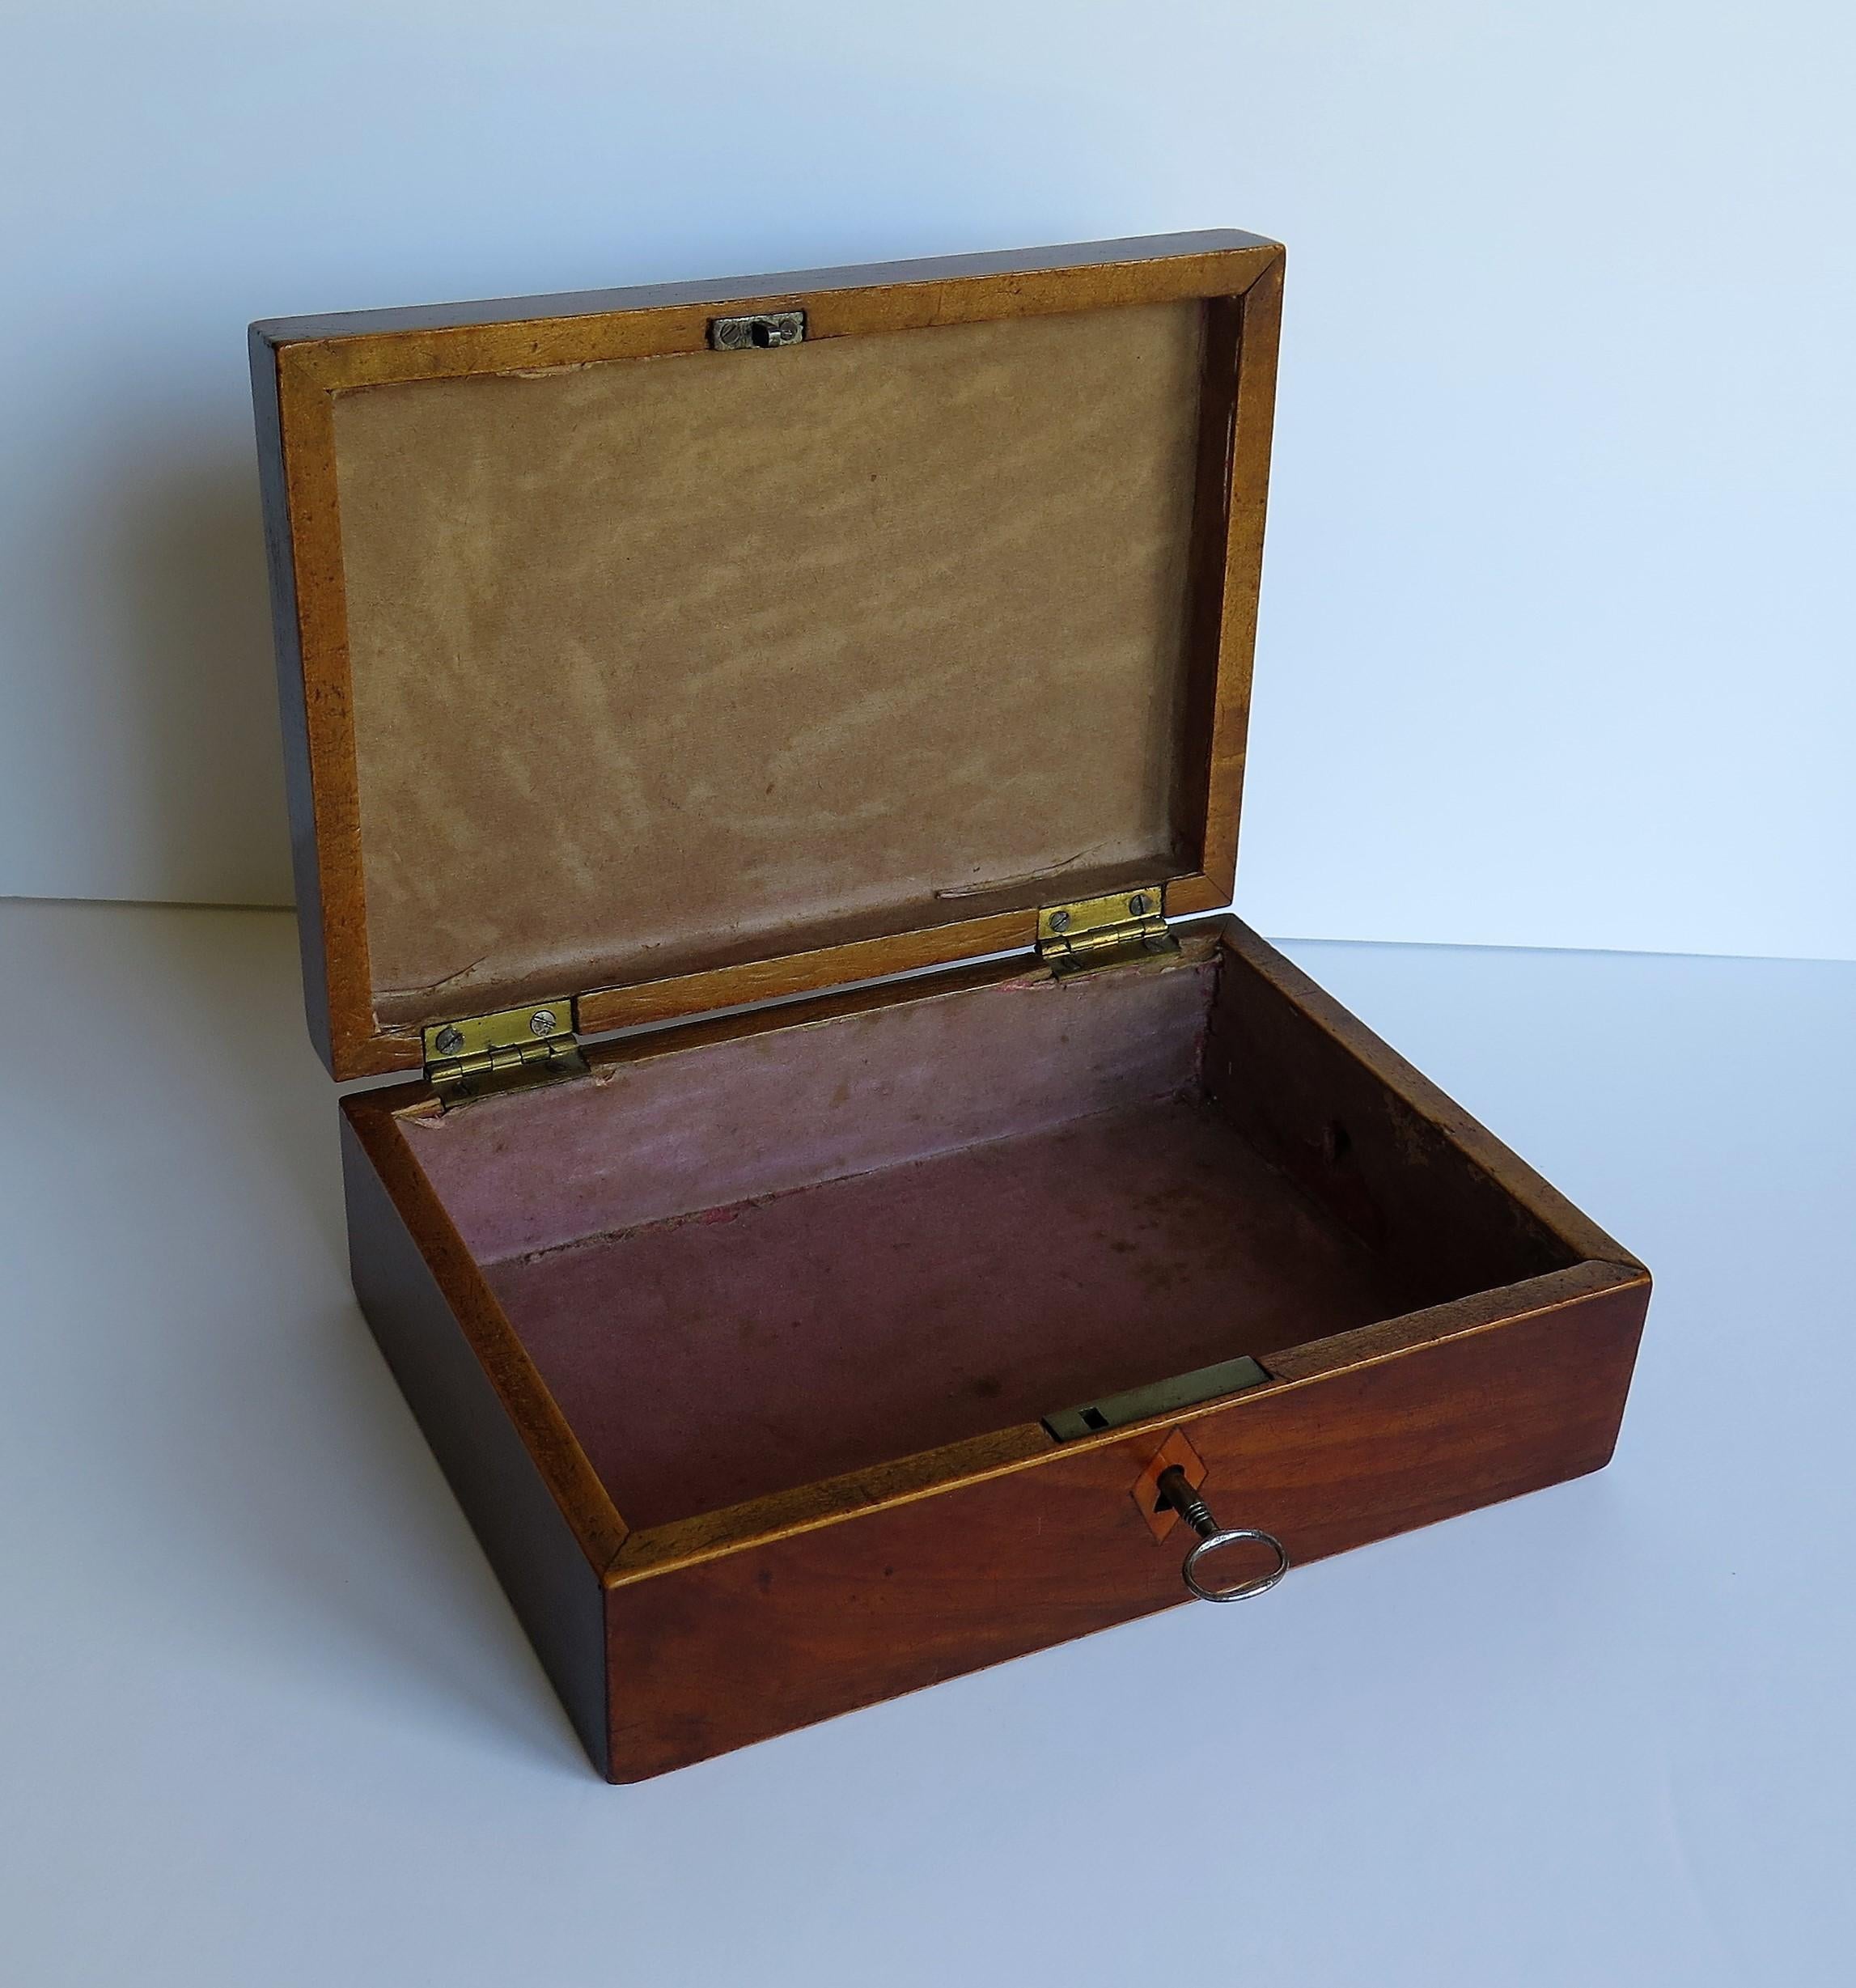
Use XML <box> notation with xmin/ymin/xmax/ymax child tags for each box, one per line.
<box><xmin>250</xmin><ymin>231</ymin><xmax>1650</xmax><ymax>1782</ymax></box>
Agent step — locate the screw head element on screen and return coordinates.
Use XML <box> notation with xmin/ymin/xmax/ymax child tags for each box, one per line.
<box><xmin>1129</xmin><ymin>893</ymin><xmax>1150</xmax><ymax>917</ymax></box>
<box><xmin>434</xmin><ymin>1025</ymin><xmax>464</xmax><ymax>1056</ymax></box>
<box><xmin>529</xmin><ymin>1008</ymin><xmax>558</xmax><ymax>1037</ymax></box>
<box><xmin>1049</xmin><ymin>910</ymin><xmax>1071</xmax><ymax>933</ymax></box>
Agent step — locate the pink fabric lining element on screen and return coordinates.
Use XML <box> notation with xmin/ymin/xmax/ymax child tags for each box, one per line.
<box><xmin>406</xmin><ymin>956</ymin><xmax>1218</xmax><ymax>1261</ymax></box>
<box><xmin>395</xmin><ymin>952</ymin><xmax>1398</xmax><ymax>1527</ymax></box>
<box><xmin>485</xmin><ymin>1097</ymin><xmax>1396</xmax><ymax>1527</ymax></box>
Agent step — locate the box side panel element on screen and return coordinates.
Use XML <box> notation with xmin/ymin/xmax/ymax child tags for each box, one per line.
<box><xmin>341</xmin><ymin>1116</ymin><xmax>610</xmax><ymax>1775</ymax></box>
<box><xmin>1207</xmin><ymin>920</ymin><xmax>1645</xmax><ymax>1300</ymax></box>
<box><xmin>249</xmin><ymin>328</ymin><xmax>333</xmax><ymax>1074</ymax></box>
<box><xmin>604</xmin><ymin>1274</ymin><xmax>1647</xmax><ymax>1781</ymax></box>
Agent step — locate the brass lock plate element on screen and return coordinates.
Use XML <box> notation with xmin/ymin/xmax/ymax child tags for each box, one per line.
<box><xmin>1043</xmin><ymin>1353</ymin><xmax>1270</xmax><ymax>1443</ymax></box>
<box><xmin>709</xmin><ymin>309</ymin><xmax>806</xmax><ymax>350</ymax></box>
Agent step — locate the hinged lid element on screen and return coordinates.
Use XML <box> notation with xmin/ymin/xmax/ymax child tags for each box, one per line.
<box><xmin>251</xmin><ymin>229</ymin><xmax>1285</xmax><ymax>1081</ymax></box>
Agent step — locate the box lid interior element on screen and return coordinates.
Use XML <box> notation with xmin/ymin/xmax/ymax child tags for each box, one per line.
<box><xmin>253</xmin><ymin>231</ymin><xmax>1284</xmax><ymax>1081</ymax></box>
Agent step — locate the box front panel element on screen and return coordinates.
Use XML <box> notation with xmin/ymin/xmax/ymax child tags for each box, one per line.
<box><xmin>604</xmin><ymin>1274</ymin><xmax>1646</xmax><ymax>1780</ymax></box>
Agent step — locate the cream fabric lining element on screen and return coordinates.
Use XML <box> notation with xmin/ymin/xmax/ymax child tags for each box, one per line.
<box><xmin>331</xmin><ymin>299</ymin><xmax>1207</xmax><ymax>1025</ymax></box>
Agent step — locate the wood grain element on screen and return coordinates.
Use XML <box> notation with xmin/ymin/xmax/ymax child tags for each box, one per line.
<box><xmin>1206</xmin><ymin>918</ymin><xmax>1645</xmax><ymax>1294</ymax></box>
<box><xmin>251</xmin><ymin>233</ymin><xmax>1285</xmax><ymax>1079</ymax></box>
<box><xmin>264</xmin><ymin>235</ymin><xmax>1282</xmax><ymax>391</ymax></box>
<box><xmin>341</xmin><ymin>1091</ymin><xmax>629</xmax><ymax>1570</ymax></box>
<box><xmin>340</xmin><ymin>1113</ymin><xmax>619</xmax><ymax>1774</ymax></box>
<box><xmin>1172</xmin><ymin>295</ymin><xmax>1244</xmax><ymax>874</ymax></box>
<box><xmin>1198</xmin><ymin>252</ymin><xmax>1284</xmax><ymax>905</ymax></box>
<box><xmin>574</xmin><ymin>908</ymin><xmax>1043</xmax><ymax>1041</ymax></box>
<box><xmin>601</xmin><ymin>1270</ymin><xmax>1648</xmax><ymax>1780</ymax></box>
<box><xmin>330</xmin><ymin>853</ymin><xmax>1650</xmax><ymax>1784</ymax></box>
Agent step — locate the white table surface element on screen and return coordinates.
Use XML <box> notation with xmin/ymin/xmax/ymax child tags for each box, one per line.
<box><xmin>2</xmin><ymin>898</ymin><xmax>1850</xmax><ymax>1987</ymax></box>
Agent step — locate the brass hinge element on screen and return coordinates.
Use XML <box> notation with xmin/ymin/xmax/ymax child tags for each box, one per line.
<box><xmin>422</xmin><ymin>998</ymin><xmax>588</xmax><ymax>1103</ymax></box>
<box><xmin>1036</xmin><ymin>885</ymin><xmax>1180</xmax><ymax>977</ymax></box>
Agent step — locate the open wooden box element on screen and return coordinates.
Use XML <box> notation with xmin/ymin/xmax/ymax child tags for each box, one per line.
<box><xmin>251</xmin><ymin>231</ymin><xmax>1650</xmax><ymax>1782</ymax></box>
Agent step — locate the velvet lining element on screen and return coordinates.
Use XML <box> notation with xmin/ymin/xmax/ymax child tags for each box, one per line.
<box><xmin>404</xmin><ymin>954</ymin><xmax>1221</xmax><ymax>1260</ymax></box>
<box><xmin>483</xmin><ymin>1097</ymin><xmax>1396</xmax><ymax>1528</ymax></box>
<box><xmin>399</xmin><ymin>953</ymin><xmax>1409</xmax><ymax>1527</ymax></box>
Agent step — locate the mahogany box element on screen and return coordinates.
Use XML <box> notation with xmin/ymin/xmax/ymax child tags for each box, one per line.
<box><xmin>249</xmin><ymin>231</ymin><xmax>1650</xmax><ymax>1782</ymax></box>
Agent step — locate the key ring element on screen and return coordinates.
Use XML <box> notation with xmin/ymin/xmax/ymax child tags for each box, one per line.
<box><xmin>1156</xmin><ymin>1466</ymin><xmax>1290</xmax><ymax>1603</ymax></box>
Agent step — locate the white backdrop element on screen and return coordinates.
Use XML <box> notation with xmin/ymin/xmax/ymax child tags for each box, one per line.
<box><xmin>2</xmin><ymin>0</ymin><xmax>1850</xmax><ymax>959</ymax></box>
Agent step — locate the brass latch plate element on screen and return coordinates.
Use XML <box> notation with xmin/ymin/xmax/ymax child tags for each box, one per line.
<box><xmin>422</xmin><ymin>998</ymin><xmax>587</xmax><ymax>1102</ymax></box>
<box><xmin>1043</xmin><ymin>1354</ymin><xmax>1271</xmax><ymax>1442</ymax></box>
<box><xmin>709</xmin><ymin>309</ymin><xmax>806</xmax><ymax>351</ymax></box>
<box><xmin>1037</xmin><ymin>885</ymin><xmax>1180</xmax><ymax>977</ymax></box>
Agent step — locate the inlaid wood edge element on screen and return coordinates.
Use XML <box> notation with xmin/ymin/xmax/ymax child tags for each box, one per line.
<box><xmin>256</xmin><ymin>231</ymin><xmax>1278</xmax><ymax>344</ymax></box>
<box><xmin>343</xmin><ymin>1090</ymin><xmax>630</xmax><ymax>1569</ymax></box>
<box><xmin>574</xmin><ymin>909</ymin><xmax>1041</xmax><ymax>1039</ymax></box>
<box><xmin>1164</xmin><ymin>872</ymin><xmax>1231</xmax><ymax>918</ymax></box>
<box><xmin>1262</xmin><ymin>1258</ymin><xmax>1648</xmax><ymax>1382</ymax></box>
<box><xmin>574</xmin><ymin>863</ymin><xmax>1240</xmax><ymax>1042</ymax></box>
<box><xmin>269</xmin><ymin>242</ymin><xmax>1282</xmax><ymax>391</ymax></box>
<box><xmin>604</xmin><ymin>1258</ymin><xmax>1634</xmax><ymax>1587</ymax></box>
<box><xmin>1217</xmin><ymin>918</ymin><xmax>1650</xmax><ymax>1272</ymax></box>
<box><xmin>1172</xmin><ymin>290</ymin><xmax>1244</xmax><ymax>869</ymax></box>
<box><xmin>273</xmin><ymin>345</ymin><xmax>388</xmax><ymax>1079</ymax></box>
<box><xmin>1198</xmin><ymin>253</ymin><xmax>1285</xmax><ymax>904</ymax></box>
<box><xmin>579</xmin><ymin>949</ymin><xmax>1045</xmax><ymax>1062</ymax></box>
